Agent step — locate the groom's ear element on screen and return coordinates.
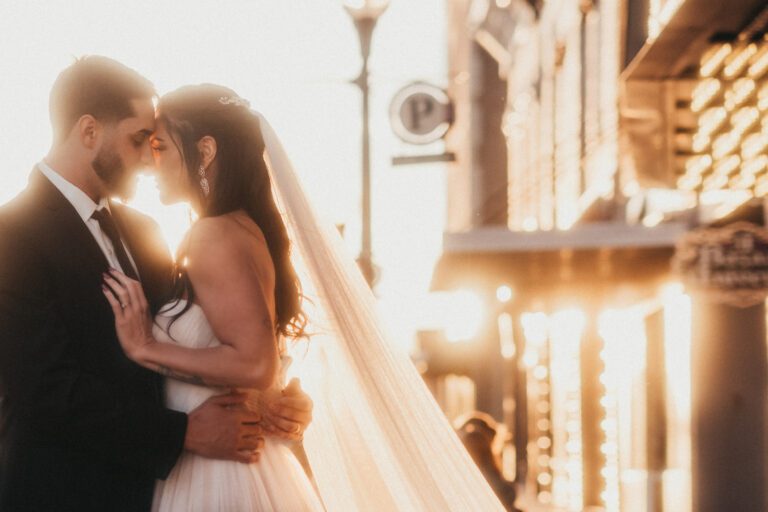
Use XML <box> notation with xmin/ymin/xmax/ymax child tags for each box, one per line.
<box><xmin>197</xmin><ymin>135</ymin><xmax>217</xmax><ymax>170</ymax></box>
<box><xmin>76</xmin><ymin>114</ymin><xmax>100</xmax><ymax>150</ymax></box>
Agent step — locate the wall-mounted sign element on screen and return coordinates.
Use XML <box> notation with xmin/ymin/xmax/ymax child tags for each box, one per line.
<box><xmin>389</xmin><ymin>82</ymin><xmax>453</xmax><ymax>145</ymax></box>
<box><xmin>674</xmin><ymin>222</ymin><xmax>768</xmax><ymax>307</ymax></box>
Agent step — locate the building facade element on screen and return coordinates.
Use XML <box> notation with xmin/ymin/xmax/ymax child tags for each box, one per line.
<box><xmin>427</xmin><ymin>1</ymin><xmax>768</xmax><ymax>510</ymax></box>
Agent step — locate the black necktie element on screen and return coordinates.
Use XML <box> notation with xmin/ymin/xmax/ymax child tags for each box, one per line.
<box><xmin>91</xmin><ymin>208</ymin><xmax>139</xmax><ymax>280</ymax></box>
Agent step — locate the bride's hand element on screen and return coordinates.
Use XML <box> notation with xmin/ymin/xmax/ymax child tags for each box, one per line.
<box><xmin>249</xmin><ymin>378</ymin><xmax>313</xmax><ymax>441</ymax></box>
<box><xmin>102</xmin><ymin>269</ymin><xmax>155</xmax><ymax>362</ymax></box>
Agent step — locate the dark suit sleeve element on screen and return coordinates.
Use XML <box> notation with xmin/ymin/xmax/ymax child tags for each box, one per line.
<box><xmin>0</xmin><ymin>220</ymin><xmax>187</xmax><ymax>479</ymax></box>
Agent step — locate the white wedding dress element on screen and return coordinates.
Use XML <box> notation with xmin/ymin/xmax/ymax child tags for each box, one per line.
<box><xmin>132</xmin><ymin>114</ymin><xmax>504</xmax><ymax>512</ymax></box>
<box><xmin>150</xmin><ymin>300</ymin><xmax>325</xmax><ymax>512</ymax></box>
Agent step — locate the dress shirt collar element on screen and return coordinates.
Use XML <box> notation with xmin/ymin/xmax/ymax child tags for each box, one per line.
<box><xmin>38</xmin><ymin>160</ymin><xmax>110</xmax><ymax>221</ymax></box>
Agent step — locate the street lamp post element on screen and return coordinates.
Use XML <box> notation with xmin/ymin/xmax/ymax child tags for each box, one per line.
<box><xmin>496</xmin><ymin>285</ymin><xmax>518</xmax><ymax>480</ymax></box>
<box><xmin>342</xmin><ymin>0</ymin><xmax>390</xmax><ymax>287</ymax></box>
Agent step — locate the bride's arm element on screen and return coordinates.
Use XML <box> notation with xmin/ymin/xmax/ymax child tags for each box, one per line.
<box><xmin>103</xmin><ymin>218</ymin><xmax>279</xmax><ymax>389</ymax></box>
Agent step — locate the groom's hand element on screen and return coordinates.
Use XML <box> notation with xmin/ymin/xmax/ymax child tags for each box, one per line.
<box><xmin>184</xmin><ymin>392</ymin><xmax>265</xmax><ymax>463</ymax></box>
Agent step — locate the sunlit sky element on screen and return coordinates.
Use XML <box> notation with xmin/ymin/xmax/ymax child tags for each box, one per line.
<box><xmin>0</xmin><ymin>0</ymin><xmax>454</xmax><ymax>351</ymax></box>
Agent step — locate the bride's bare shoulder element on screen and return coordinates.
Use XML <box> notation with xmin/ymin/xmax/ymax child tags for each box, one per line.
<box><xmin>186</xmin><ymin>213</ymin><xmax>270</xmax><ymax>275</ymax></box>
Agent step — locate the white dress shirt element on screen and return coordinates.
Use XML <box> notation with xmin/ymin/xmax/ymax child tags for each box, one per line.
<box><xmin>38</xmin><ymin>160</ymin><xmax>139</xmax><ymax>277</ymax></box>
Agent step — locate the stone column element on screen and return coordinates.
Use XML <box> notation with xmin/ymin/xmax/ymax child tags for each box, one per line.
<box><xmin>690</xmin><ymin>298</ymin><xmax>767</xmax><ymax>512</ymax></box>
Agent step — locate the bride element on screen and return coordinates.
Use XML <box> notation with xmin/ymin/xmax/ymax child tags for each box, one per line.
<box><xmin>103</xmin><ymin>84</ymin><xmax>324</xmax><ymax>511</ymax></box>
<box><xmin>104</xmin><ymin>84</ymin><xmax>506</xmax><ymax>511</ymax></box>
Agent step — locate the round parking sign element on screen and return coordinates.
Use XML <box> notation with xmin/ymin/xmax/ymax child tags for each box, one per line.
<box><xmin>389</xmin><ymin>82</ymin><xmax>453</xmax><ymax>145</ymax></box>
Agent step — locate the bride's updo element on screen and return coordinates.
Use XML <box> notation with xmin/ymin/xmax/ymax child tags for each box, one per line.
<box><xmin>157</xmin><ymin>84</ymin><xmax>305</xmax><ymax>339</ymax></box>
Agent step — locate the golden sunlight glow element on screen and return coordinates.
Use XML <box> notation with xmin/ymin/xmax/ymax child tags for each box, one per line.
<box><xmin>127</xmin><ymin>175</ymin><xmax>192</xmax><ymax>255</ymax></box>
<box><xmin>1</xmin><ymin>1</ymin><xmax>450</xmax><ymax>357</ymax></box>
<box><xmin>428</xmin><ymin>290</ymin><xmax>485</xmax><ymax>343</ymax></box>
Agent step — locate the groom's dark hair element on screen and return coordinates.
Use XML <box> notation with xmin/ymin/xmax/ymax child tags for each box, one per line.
<box><xmin>49</xmin><ymin>55</ymin><xmax>156</xmax><ymax>144</ymax></box>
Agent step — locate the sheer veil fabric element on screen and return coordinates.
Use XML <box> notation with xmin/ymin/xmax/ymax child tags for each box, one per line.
<box><xmin>258</xmin><ymin>114</ymin><xmax>505</xmax><ymax>512</ymax></box>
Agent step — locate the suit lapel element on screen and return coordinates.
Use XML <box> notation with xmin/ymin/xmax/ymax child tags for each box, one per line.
<box><xmin>30</xmin><ymin>169</ymin><xmax>112</xmax><ymax>275</ymax></box>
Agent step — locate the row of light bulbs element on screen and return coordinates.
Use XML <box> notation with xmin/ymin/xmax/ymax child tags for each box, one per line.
<box><xmin>533</xmin><ymin>356</ymin><xmax>555</xmax><ymax>505</ymax></box>
<box><xmin>678</xmin><ymin>37</ymin><xmax>768</xmax><ymax>195</ymax></box>
<box><xmin>522</xmin><ymin>311</ymin><xmax>592</xmax><ymax>510</ymax></box>
<box><xmin>598</xmin><ymin>342</ymin><xmax>621</xmax><ymax>511</ymax></box>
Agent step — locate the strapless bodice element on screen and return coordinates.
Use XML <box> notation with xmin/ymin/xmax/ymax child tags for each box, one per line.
<box><xmin>153</xmin><ymin>300</ymin><xmax>218</xmax><ymax>350</ymax></box>
<box><xmin>152</xmin><ymin>301</ymin><xmax>227</xmax><ymax>413</ymax></box>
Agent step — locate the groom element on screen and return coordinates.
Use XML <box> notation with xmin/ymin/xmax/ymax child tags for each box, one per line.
<box><xmin>0</xmin><ymin>56</ymin><xmax>312</xmax><ymax>511</ymax></box>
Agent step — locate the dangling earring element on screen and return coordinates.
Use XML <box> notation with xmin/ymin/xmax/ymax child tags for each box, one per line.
<box><xmin>198</xmin><ymin>164</ymin><xmax>210</xmax><ymax>197</ymax></box>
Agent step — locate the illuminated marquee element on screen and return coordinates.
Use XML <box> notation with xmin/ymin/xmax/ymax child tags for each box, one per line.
<box><xmin>678</xmin><ymin>37</ymin><xmax>768</xmax><ymax>197</ymax></box>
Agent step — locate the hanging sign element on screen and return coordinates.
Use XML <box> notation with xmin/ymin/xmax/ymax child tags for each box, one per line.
<box><xmin>673</xmin><ymin>222</ymin><xmax>768</xmax><ymax>307</ymax></box>
<box><xmin>389</xmin><ymin>82</ymin><xmax>453</xmax><ymax>145</ymax></box>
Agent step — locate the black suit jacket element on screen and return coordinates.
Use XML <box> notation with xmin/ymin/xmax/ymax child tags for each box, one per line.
<box><xmin>0</xmin><ymin>169</ymin><xmax>187</xmax><ymax>511</ymax></box>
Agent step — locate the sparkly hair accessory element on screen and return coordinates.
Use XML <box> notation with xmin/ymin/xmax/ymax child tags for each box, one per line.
<box><xmin>218</xmin><ymin>95</ymin><xmax>251</xmax><ymax>108</ymax></box>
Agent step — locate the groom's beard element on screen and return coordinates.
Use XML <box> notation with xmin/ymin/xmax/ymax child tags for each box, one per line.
<box><xmin>92</xmin><ymin>145</ymin><xmax>135</xmax><ymax>200</ymax></box>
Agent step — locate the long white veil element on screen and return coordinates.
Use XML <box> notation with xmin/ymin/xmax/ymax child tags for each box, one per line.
<box><xmin>259</xmin><ymin>114</ymin><xmax>505</xmax><ymax>511</ymax></box>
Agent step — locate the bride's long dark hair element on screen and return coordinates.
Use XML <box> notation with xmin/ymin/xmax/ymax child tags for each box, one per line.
<box><xmin>157</xmin><ymin>84</ymin><xmax>306</xmax><ymax>339</ymax></box>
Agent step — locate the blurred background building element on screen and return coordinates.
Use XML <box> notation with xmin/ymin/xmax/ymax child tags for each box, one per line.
<box><xmin>421</xmin><ymin>0</ymin><xmax>768</xmax><ymax>510</ymax></box>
